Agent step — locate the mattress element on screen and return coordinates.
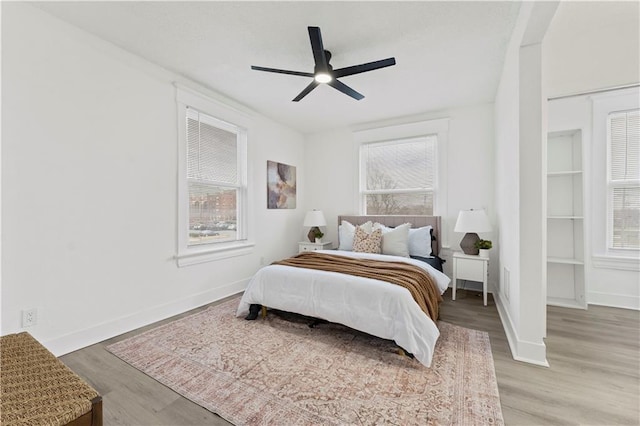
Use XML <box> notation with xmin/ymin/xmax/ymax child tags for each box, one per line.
<box><xmin>237</xmin><ymin>250</ymin><xmax>450</xmax><ymax>367</ymax></box>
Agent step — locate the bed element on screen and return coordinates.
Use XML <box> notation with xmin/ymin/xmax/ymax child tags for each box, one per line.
<box><xmin>236</xmin><ymin>215</ymin><xmax>450</xmax><ymax>367</ymax></box>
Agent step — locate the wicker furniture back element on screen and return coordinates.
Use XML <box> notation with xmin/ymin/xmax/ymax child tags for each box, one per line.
<box><xmin>0</xmin><ymin>332</ymin><xmax>102</xmax><ymax>426</ymax></box>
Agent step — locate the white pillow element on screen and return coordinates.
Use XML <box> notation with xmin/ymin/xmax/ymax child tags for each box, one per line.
<box><xmin>408</xmin><ymin>226</ymin><xmax>433</xmax><ymax>257</ymax></box>
<box><xmin>338</xmin><ymin>220</ymin><xmax>373</xmax><ymax>251</ymax></box>
<box><xmin>373</xmin><ymin>222</ymin><xmax>411</xmax><ymax>257</ymax></box>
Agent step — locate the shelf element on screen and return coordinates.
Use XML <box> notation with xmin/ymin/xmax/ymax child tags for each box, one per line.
<box><xmin>547</xmin><ymin>216</ymin><xmax>584</xmax><ymax>220</ymax></box>
<box><xmin>547</xmin><ymin>170</ymin><xmax>583</xmax><ymax>176</ymax></box>
<box><xmin>546</xmin><ymin>128</ymin><xmax>585</xmax><ymax>309</ymax></box>
<box><xmin>547</xmin><ymin>257</ymin><xmax>584</xmax><ymax>265</ymax></box>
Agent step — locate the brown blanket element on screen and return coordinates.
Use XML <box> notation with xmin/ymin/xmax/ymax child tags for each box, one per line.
<box><xmin>273</xmin><ymin>252</ymin><xmax>442</xmax><ymax>321</ymax></box>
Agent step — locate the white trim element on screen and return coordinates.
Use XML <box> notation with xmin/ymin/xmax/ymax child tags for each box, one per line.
<box><xmin>353</xmin><ymin>118</ymin><xmax>450</xmax><ymax>247</ymax></box>
<box><xmin>606</xmin><ymin>110</ymin><xmax>639</xmax><ymax>251</ymax></box>
<box><xmin>592</xmin><ymin>254</ymin><xmax>640</xmax><ymax>271</ymax></box>
<box><xmin>175</xmin><ymin>82</ymin><xmax>252</xmax><ymax>125</ymax></box>
<box><xmin>548</xmin><ymin>83</ymin><xmax>640</xmax><ymax>101</ymax></box>
<box><xmin>43</xmin><ymin>279</ymin><xmax>249</xmax><ymax>356</ymax></box>
<box><xmin>494</xmin><ymin>291</ymin><xmax>549</xmax><ymax>367</ymax></box>
<box><xmin>176</xmin><ymin>242</ymin><xmax>255</xmax><ymax>267</ymax></box>
<box><xmin>176</xmin><ymin>86</ymin><xmax>251</xmax><ymax>266</ymax></box>
<box><xmin>588</xmin><ymin>290</ymin><xmax>640</xmax><ymax>311</ymax></box>
<box><xmin>592</xmin><ymin>89</ymin><xmax>640</xmax><ymax>255</ymax></box>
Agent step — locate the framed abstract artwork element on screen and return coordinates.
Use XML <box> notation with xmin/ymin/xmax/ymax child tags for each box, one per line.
<box><xmin>267</xmin><ymin>160</ymin><xmax>296</xmax><ymax>209</ymax></box>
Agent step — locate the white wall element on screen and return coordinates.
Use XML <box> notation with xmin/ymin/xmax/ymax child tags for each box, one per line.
<box><xmin>543</xmin><ymin>0</ymin><xmax>640</xmax><ymax>310</ymax></box>
<box><xmin>1</xmin><ymin>3</ymin><xmax>306</xmax><ymax>355</ymax></box>
<box><xmin>548</xmin><ymin>93</ymin><xmax>640</xmax><ymax>310</ymax></box>
<box><xmin>493</xmin><ymin>0</ymin><xmax>637</xmax><ymax>366</ymax></box>
<box><xmin>544</xmin><ymin>1</ymin><xmax>639</xmax><ymax>97</ymax></box>
<box><xmin>494</xmin><ymin>21</ymin><xmax>521</xmax><ymax>333</ymax></box>
<box><xmin>493</xmin><ymin>1</ymin><xmax>559</xmax><ymax>366</ymax></box>
<box><xmin>304</xmin><ymin>104</ymin><xmax>497</xmax><ymax>287</ymax></box>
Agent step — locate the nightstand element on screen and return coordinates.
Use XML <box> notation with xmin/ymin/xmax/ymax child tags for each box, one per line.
<box><xmin>299</xmin><ymin>241</ymin><xmax>332</xmax><ymax>253</ymax></box>
<box><xmin>452</xmin><ymin>251</ymin><xmax>489</xmax><ymax>306</ymax></box>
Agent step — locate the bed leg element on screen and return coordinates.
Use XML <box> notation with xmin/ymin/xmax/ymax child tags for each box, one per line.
<box><xmin>261</xmin><ymin>306</ymin><xmax>267</xmax><ymax>319</ymax></box>
<box><xmin>396</xmin><ymin>346</ymin><xmax>415</xmax><ymax>359</ymax></box>
<box><xmin>244</xmin><ymin>304</ymin><xmax>261</xmax><ymax>320</ymax></box>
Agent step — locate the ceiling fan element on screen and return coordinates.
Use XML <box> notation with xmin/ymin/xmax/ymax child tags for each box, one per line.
<box><xmin>251</xmin><ymin>26</ymin><xmax>396</xmax><ymax>102</ymax></box>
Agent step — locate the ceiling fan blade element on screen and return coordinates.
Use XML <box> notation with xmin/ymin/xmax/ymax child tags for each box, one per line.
<box><xmin>293</xmin><ymin>80</ymin><xmax>320</xmax><ymax>102</ymax></box>
<box><xmin>308</xmin><ymin>26</ymin><xmax>329</xmax><ymax>72</ymax></box>
<box><xmin>328</xmin><ymin>79</ymin><xmax>364</xmax><ymax>101</ymax></box>
<box><xmin>333</xmin><ymin>58</ymin><xmax>396</xmax><ymax>78</ymax></box>
<box><xmin>251</xmin><ymin>65</ymin><xmax>314</xmax><ymax>77</ymax></box>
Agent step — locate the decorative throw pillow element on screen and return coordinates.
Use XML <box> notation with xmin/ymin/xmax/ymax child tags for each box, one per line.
<box><xmin>373</xmin><ymin>222</ymin><xmax>411</xmax><ymax>257</ymax></box>
<box><xmin>338</xmin><ymin>220</ymin><xmax>373</xmax><ymax>251</ymax></box>
<box><xmin>352</xmin><ymin>226</ymin><xmax>382</xmax><ymax>254</ymax></box>
<box><xmin>408</xmin><ymin>225</ymin><xmax>433</xmax><ymax>257</ymax></box>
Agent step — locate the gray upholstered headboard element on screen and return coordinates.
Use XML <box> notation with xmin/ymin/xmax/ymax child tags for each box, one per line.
<box><xmin>337</xmin><ymin>215</ymin><xmax>442</xmax><ymax>256</ymax></box>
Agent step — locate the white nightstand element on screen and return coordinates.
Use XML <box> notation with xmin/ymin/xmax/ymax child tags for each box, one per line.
<box><xmin>452</xmin><ymin>251</ymin><xmax>489</xmax><ymax>306</ymax></box>
<box><xmin>298</xmin><ymin>241</ymin><xmax>332</xmax><ymax>253</ymax></box>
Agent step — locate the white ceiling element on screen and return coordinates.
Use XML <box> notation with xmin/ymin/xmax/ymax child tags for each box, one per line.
<box><xmin>33</xmin><ymin>1</ymin><xmax>521</xmax><ymax>134</ymax></box>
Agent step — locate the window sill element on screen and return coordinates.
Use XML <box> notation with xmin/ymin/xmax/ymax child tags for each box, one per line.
<box><xmin>176</xmin><ymin>241</ymin><xmax>255</xmax><ymax>267</ymax></box>
<box><xmin>592</xmin><ymin>254</ymin><xmax>640</xmax><ymax>271</ymax></box>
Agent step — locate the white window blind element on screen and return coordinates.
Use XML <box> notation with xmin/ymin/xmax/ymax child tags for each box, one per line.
<box><xmin>186</xmin><ymin>107</ymin><xmax>245</xmax><ymax>246</ymax></box>
<box><xmin>187</xmin><ymin>109</ymin><xmax>238</xmax><ymax>184</ymax></box>
<box><xmin>608</xmin><ymin>109</ymin><xmax>640</xmax><ymax>249</ymax></box>
<box><xmin>360</xmin><ymin>136</ymin><xmax>436</xmax><ymax>215</ymax></box>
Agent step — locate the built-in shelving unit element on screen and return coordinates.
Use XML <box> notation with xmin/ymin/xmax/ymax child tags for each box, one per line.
<box><xmin>546</xmin><ymin>129</ymin><xmax>587</xmax><ymax>309</ymax></box>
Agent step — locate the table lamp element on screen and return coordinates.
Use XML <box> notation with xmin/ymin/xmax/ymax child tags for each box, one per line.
<box><xmin>454</xmin><ymin>209</ymin><xmax>492</xmax><ymax>255</ymax></box>
<box><xmin>303</xmin><ymin>210</ymin><xmax>327</xmax><ymax>242</ymax></box>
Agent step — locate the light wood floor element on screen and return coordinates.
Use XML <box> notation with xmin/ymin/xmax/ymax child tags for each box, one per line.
<box><xmin>61</xmin><ymin>289</ymin><xmax>640</xmax><ymax>425</ymax></box>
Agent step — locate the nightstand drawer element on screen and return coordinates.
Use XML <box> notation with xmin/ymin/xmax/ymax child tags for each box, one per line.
<box><xmin>299</xmin><ymin>241</ymin><xmax>332</xmax><ymax>253</ymax></box>
<box><xmin>456</xmin><ymin>258</ymin><xmax>485</xmax><ymax>281</ymax></box>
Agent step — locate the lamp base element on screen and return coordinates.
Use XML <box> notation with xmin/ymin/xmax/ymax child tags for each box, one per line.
<box><xmin>307</xmin><ymin>227</ymin><xmax>319</xmax><ymax>243</ymax></box>
<box><xmin>460</xmin><ymin>232</ymin><xmax>480</xmax><ymax>255</ymax></box>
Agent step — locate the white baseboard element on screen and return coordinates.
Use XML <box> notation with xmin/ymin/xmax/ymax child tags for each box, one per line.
<box><xmin>588</xmin><ymin>291</ymin><xmax>640</xmax><ymax>310</ymax></box>
<box><xmin>494</xmin><ymin>291</ymin><xmax>549</xmax><ymax>367</ymax></box>
<box><xmin>45</xmin><ymin>278</ymin><xmax>249</xmax><ymax>356</ymax></box>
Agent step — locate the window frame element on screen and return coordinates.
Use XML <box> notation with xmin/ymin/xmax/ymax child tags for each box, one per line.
<box><xmin>354</xmin><ymin>118</ymin><xmax>449</xmax><ymax>247</ymax></box>
<box><xmin>359</xmin><ymin>136</ymin><xmax>438</xmax><ymax>215</ymax></box>
<box><xmin>591</xmin><ymin>87</ymin><xmax>640</xmax><ymax>270</ymax></box>
<box><xmin>606</xmin><ymin>109</ymin><xmax>639</xmax><ymax>251</ymax></box>
<box><xmin>175</xmin><ymin>85</ymin><xmax>253</xmax><ymax>267</ymax></box>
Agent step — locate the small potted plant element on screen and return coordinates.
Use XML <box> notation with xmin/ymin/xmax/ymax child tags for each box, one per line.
<box><xmin>314</xmin><ymin>229</ymin><xmax>324</xmax><ymax>244</ymax></box>
<box><xmin>475</xmin><ymin>239</ymin><xmax>492</xmax><ymax>258</ymax></box>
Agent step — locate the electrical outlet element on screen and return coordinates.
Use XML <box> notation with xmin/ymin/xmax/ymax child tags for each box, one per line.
<box><xmin>22</xmin><ymin>308</ymin><xmax>37</xmax><ymax>327</ymax></box>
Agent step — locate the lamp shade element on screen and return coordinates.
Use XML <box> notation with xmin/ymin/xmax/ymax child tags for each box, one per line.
<box><xmin>454</xmin><ymin>209</ymin><xmax>492</xmax><ymax>233</ymax></box>
<box><xmin>303</xmin><ymin>210</ymin><xmax>327</xmax><ymax>227</ymax></box>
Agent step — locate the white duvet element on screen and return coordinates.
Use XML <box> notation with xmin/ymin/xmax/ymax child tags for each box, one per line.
<box><xmin>236</xmin><ymin>250</ymin><xmax>450</xmax><ymax>367</ymax></box>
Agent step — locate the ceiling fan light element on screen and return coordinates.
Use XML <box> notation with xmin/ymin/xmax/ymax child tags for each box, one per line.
<box><xmin>314</xmin><ymin>73</ymin><xmax>332</xmax><ymax>83</ymax></box>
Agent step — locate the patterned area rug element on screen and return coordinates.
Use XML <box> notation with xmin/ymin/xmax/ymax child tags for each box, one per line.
<box><xmin>107</xmin><ymin>298</ymin><xmax>503</xmax><ymax>425</ymax></box>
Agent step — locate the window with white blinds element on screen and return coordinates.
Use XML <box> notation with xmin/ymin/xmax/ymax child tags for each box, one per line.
<box><xmin>608</xmin><ymin>109</ymin><xmax>640</xmax><ymax>249</ymax></box>
<box><xmin>360</xmin><ymin>136</ymin><xmax>437</xmax><ymax>215</ymax></box>
<box><xmin>186</xmin><ymin>107</ymin><xmax>246</xmax><ymax>247</ymax></box>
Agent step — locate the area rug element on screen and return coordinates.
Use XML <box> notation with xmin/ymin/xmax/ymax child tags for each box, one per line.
<box><xmin>106</xmin><ymin>298</ymin><xmax>503</xmax><ymax>425</ymax></box>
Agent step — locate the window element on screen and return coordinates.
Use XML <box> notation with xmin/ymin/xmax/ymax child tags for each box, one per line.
<box><xmin>176</xmin><ymin>85</ymin><xmax>251</xmax><ymax>266</ymax></box>
<box><xmin>354</xmin><ymin>118</ymin><xmax>449</xmax><ymax>247</ymax></box>
<box><xmin>187</xmin><ymin>108</ymin><xmax>246</xmax><ymax>245</ymax></box>
<box><xmin>360</xmin><ymin>137</ymin><xmax>437</xmax><ymax>215</ymax></box>
<box><xmin>608</xmin><ymin>109</ymin><xmax>639</xmax><ymax>250</ymax></box>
